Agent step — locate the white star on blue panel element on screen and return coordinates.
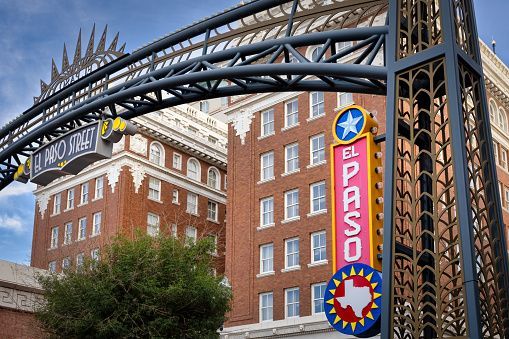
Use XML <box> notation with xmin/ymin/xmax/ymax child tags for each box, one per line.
<box><xmin>335</xmin><ymin>108</ymin><xmax>364</xmax><ymax>141</ymax></box>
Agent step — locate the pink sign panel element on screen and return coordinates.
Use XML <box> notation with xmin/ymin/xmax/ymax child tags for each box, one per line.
<box><xmin>333</xmin><ymin>136</ymin><xmax>371</xmax><ymax>270</ymax></box>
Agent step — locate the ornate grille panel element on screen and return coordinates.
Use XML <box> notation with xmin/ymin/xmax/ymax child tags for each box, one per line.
<box><xmin>451</xmin><ymin>0</ymin><xmax>477</xmax><ymax>60</ymax></box>
<box><xmin>391</xmin><ymin>58</ymin><xmax>469</xmax><ymax>338</ymax></box>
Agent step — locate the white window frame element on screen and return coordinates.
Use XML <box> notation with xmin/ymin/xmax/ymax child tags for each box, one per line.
<box><xmin>285</xmin><ymin>287</ymin><xmax>300</xmax><ymax>318</ymax></box>
<box><xmin>76</xmin><ymin>253</ymin><xmax>85</xmax><ymax>268</ymax></box>
<box><xmin>147</xmin><ymin>213</ymin><xmax>160</xmax><ymax>236</ymax></box>
<box><xmin>149</xmin><ymin>141</ymin><xmax>165</xmax><ymax>166</ymax></box>
<box><xmin>200</xmin><ymin>100</ymin><xmax>209</xmax><ymax>113</ymax></box>
<box><xmin>187</xmin><ymin>158</ymin><xmax>201</xmax><ymax>181</ymax></box>
<box><xmin>284</xmin><ymin>189</ymin><xmax>300</xmax><ymax>220</ymax></box>
<box><xmin>261</xmin><ymin>109</ymin><xmax>275</xmax><ymax>137</ymax></box>
<box><xmin>186</xmin><ymin>226</ymin><xmax>197</xmax><ymax>244</ymax></box>
<box><xmin>311</xmin><ymin>231</ymin><xmax>327</xmax><ymax>264</ymax></box>
<box><xmin>309</xmin><ymin>92</ymin><xmax>325</xmax><ymax>118</ymax></box>
<box><xmin>91</xmin><ymin>248</ymin><xmax>100</xmax><ymax>261</ymax></box>
<box><xmin>172</xmin><ymin>189</ymin><xmax>179</xmax><ymax>204</ymax></box>
<box><xmin>260</xmin><ymin>151</ymin><xmax>275</xmax><ymax>181</ymax></box>
<box><xmin>338</xmin><ymin>92</ymin><xmax>353</xmax><ymax>107</ymax></box>
<box><xmin>260</xmin><ymin>196</ymin><xmax>274</xmax><ymax>227</ymax></box>
<box><xmin>311</xmin><ymin>282</ymin><xmax>327</xmax><ymax>314</ymax></box>
<box><xmin>50</xmin><ymin>226</ymin><xmax>59</xmax><ymax>249</ymax></box>
<box><xmin>284</xmin><ymin>143</ymin><xmax>299</xmax><ymax>173</ymax></box>
<box><xmin>53</xmin><ymin>193</ymin><xmax>61</xmax><ymax>215</ymax></box>
<box><xmin>310</xmin><ymin>46</ymin><xmax>324</xmax><ymax>61</ymax></box>
<box><xmin>259</xmin><ymin>292</ymin><xmax>274</xmax><ymax>322</ymax></box>
<box><xmin>207</xmin><ymin>167</ymin><xmax>220</xmax><ymax>189</ymax></box>
<box><xmin>92</xmin><ymin>212</ymin><xmax>101</xmax><ymax>236</ymax></box>
<box><xmin>260</xmin><ymin>243</ymin><xmax>274</xmax><ymax>274</ymax></box>
<box><xmin>310</xmin><ymin>134</ymin><xmax>325</xmax><ymax>165</ymax></box>
<box><xmin>95</xmin><ymin>177</ymin><xmax>104</xmax><ymax>200</ymax></box>
<box><xmin>285</xmin><ymin>99</ymin><xmax>299</xmax><ymax>128</ymax></box>
<box><xmin>173</xmin><ymin>153</ymin><xmax>182</xmax><ymax>170</ymax></box>
<box><xmin>187</xmin><ymin>192</ymin><xmax>198</xmax><ymax>215</ymax></box>
<box><xmin>505</xmin><ymin>188</ymin><xmax>509</xmax><ymax>210</ymax></box>
<box><xmin>285</xmin><ymin>237</ymin><xmax>300</xmax><ymax>269</ymax></box>
<box><xmin>207</xmin><ymin>200</ymin><xmax>218</xmax><ymax>222</ymax></box>
<box><xmin>501</xmin><ymin>147</ymin><xmax>508</xmax><ymax>169</ymax></box>
<box><xmin>62</xmin><ymin>257</ymin><xmax>71</xmax><ymax>270</ymax></box>
<box><xmin>80</xmin><ymin>182</ymin><xmax>89</xmax><ymax>205</ymax></box>
<box><xmin>494</xmin><ymin>141</ymin><xmax>499</xmax><ymax>165</ymax></box>
<box><xmin>310</xmin><ymin>181</ymin><xmax>326</xmax><ymax>214</ymax></box>
<box><xmin>78</xmin><ymin>218</ymin><xmax>87</xmax><ymax>240</ymax></box>
<box><xmin>336</xmin><ymin>40</ymin><xmax>353</xmax><ymax>52</ymax></box>
<box><xmin>67</xmin><ymin>188</ymin><xmax>75</xmax><ymax>210</ymax></box>
<box><xmin>48</xmin><ymin>261</ymin><xmax>57</xmax><ymax>273</ymax></box>
<box><xmin>64</xmin><ymin>222</ymin><xmax>72</xmax><ymax>245</ymax></box>
<box><xmin>148</xmin><ymin>177</ymin><xmax>162</xmax><ymax>201</ymax></box>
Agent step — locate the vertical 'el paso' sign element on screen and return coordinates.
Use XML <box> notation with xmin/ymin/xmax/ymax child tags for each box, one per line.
<box><xmin>331</xmin><ymin>105</ymin><xmax>383</xmax><ymax>272</ymax></box>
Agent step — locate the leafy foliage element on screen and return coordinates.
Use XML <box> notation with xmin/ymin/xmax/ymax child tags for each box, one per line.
<box><xmin>36</xmin><ymin>234</ymin><xmax>231</xmax><ymax>339</ymax></box>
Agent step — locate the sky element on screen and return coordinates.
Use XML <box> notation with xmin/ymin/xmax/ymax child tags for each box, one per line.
<box><xmin>0</xmin><ymin>0</ymin><xmax>507</xmax><ymax>265</ymax></box>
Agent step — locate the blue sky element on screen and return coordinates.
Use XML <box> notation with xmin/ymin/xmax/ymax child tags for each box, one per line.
<box><xmin>0</xmin><ymin>1</ymin><xmax>507</xmax><ymax>264</ymax></box>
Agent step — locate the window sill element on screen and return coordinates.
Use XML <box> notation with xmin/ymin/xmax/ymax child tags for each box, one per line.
<box><xmin>281</xmin><ymin>216</ymin><xmax>300</xmax><ymax>224</ymax></box>
<box><xmin>281</xmin><ymin>122</ymin><xmax>300</xmax><ymax>132</ymax></box>
<box><xmin>148</xmin><ymin>197</ymin><xmax>163</xmax><ymax>204</ymax></box>
<box><xmin>307</xmin><ymin>114</ymin><xmax>325</xmax><ymax>122</ymax></box>
<box><xmin>257</xmin><ymin>177</ymin><xmax>275</xmax><ymax>185</ymax></box>
<box><xmin>48</xmin><ymin>246</ymin><xmax>58</xmax><ymax>251</ymax></box>
<box><xmin>90</xmin><ymin>233</ymin><xmax>100</xmax><ymax>238</ymax></box>
<box><xmin>50</xmin><ymin>212</ymin><xmax>61</xmax><ymax>218</ymax></box>
<box><xmin>258</xmin><ymin>132</ymin><xmax>275</xmax><ymax>141</ymax></box>
<box><xmin>77</xmin><ymin>202</ymin><xmax>88</xmax><ymax>208</ymax></box>
<box><xmin>281</xmin><ymin>169</ymin><xmax>300</xmax><ymax>177</ymax></box>
<box><xmin>307</xmin><ymin>260</ymin><xmax>328</xmax><ymax>268</ymax></box>
<box><xmin>281</xmin><ymin>266</ymin><xmax>301</xmax><ymax>273</ymax></box>
<box><xmin>64</xmin><ymin>207</ymin><xmax>74</xmax><ymax>212</ymax></box>
<box><xmin>92</xmin><ymin>197</ymin><xmax>103</xmax><ymax>202</ymax></box>
<box><xmin>307</xmin><ymin>210</ymin><xmax>327</xmax><ymax>218</ymax></box>
<box><xmin>307</xmin><ymin>161</ymin><xmax>326</xmax><ymax>169</ymax></box>
<box><xmin>335</xmin><ymin>102</ymin><xmax>355</xmax><ymax>112</ymax></box>
<box><xmin>256</xmin><ymin>223</ymin><xmax>275</xmax><ymax>231</ymax></box>
<box><xmin>207</xmin><ymin>218</ymin><xmax>220</xmax><ymax>224</ymax></box>
<box><xmin>256</xmin><ymin>271</ymin><xmax>275</xmax><ymax>278</ymax></box>
<box><xmin>186</xmin><ymin>211</ymin><xmax>200</xmax><ymax>217</ymax></box>
<box><xmin>76</xmin><ymin>238</ymin><xmax>86</xmax><ymax>242</ymax></box>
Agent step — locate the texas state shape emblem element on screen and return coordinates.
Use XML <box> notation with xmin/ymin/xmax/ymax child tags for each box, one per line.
<box><xmin>325</xmin><ymin>263</ymin><xmax>382</xmax><ymax>338</ymax></box>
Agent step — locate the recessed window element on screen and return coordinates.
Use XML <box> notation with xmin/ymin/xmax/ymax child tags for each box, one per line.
<box><xmin>207</xmin><ymin>168</ymin><xmax>220</xmax><ymax>189</ymax></box>
<box><xmin>285</xmin><ymin>143</ymin><xmax>299</xmax><ymax>173</ymax></box>
<box><xmin>172</xmin><ymin>189</ymin><xmax>179</xmax><ymax>204</ymax></box>
<box><xmin>260</xmin><ymin>243</ymin><xmax>274</xmax><ymax>274</ymax></box>
<box><xmin>310</xmin><ymin>134</ymin><xmax>325</xmax><ymax>165</ymax></box>
<box><xmin>224</xmin><ymin>175</ymin><xmax>227</xmax><ymax>189</ymax></box>
<box><xmin>149</xmin><ymin>142</ymin><xmax>164</xmax><ymax>166</ymax></box>
<box><xmin>260</xmin><ymin>292</ymin><xmax>273</xmax><ymax>322</ymax></box>
<box><xmin>186</xmin><ymin>226</ymin><xmax>197</xmax><ymax>244</ymax></box>
<box><xmin>81</xmin><ymin>183</ymin><xmax>89</xmax><ymax>205</ymax></box>
<box><xmin>505</xmin><ymin>188</ymin><xmax>509</xmax><ymax>210</ymax></box>
<box><xmin>260</xmin><ymin>151</ymin><xmax>274</xmax><ymax>181</ymax></box>
<box><xmin>501</xmin><ymin>147</ymin><xmax>508</xmax><ymax>169</ymax></box>
<box><xmin>260</xmin><ymin>196</ymin><xmax>274</xmax><ymax>227</ymax></box>
<box><xmin>187</xmin><ymin>193</ymin><xmax>198</xmax><ymax>215</ymax></box>
<box><xmin>50</xmin><ymin>226</ymin><xmax>59</xmax><ymax>249</ymax></box>
<box><xmin>76</xmin><ymin>253</ymin><xmax>85</xmax><ymax>268</ymax></box>
<box><xmin>499</xmin><ymin>107</ymin><xmax>508</xmax><ymax>132</ymax></box>
<box><xmin>91</xmin><ymin>248</ymin><xmax>100</xmax><ymax>261</ymax></box>
<box><xmin>62</xmin><ymin>257</ymin><xmax>71</xmax><ymax>270</ymax></box>
<box><xmin>48</xmin><ymin>261</ymin><xmax>57</xmax><ymax>273</ymax></box>
<box><xmin>261</xmin><ymin>109</ymin><xmax>275</xmax><ymax>137</ymax></box>
<box><xmin>310</xmin><ymin>181</ymin><xmax>326</xmax><ymax>213</ymax></box>
<box><xmin>338</xmin><ymin>92</ymin><xmax>353</xmax><ymax>107</ymax></box>
<box><xmin>148</xmin><ymin>177</ymin><xmax>161</xmax><ymax>201</ymax></box>
<box><xmin>284</xmin><ymin>189</ymin><xmax>299</xmax><ymax>220</ymax></box>
<box><xmin>312</xmin><ymin>282</ymin><xmax>327</xmax><ymax>314</ymax></box>
<box><xmin>285</xmin><ymin>99</ymin><xmax>299</xmax><ymax>128</ymax></box>
<box><xmin>173</xmin><ymin>153</ymin><xmax>182</xmax><ymax>170</ymax></box>
<box><xmin>494</xmin><ymin>141</ymin><xmax>499</xmax><ymax>164</ymax></box>
<box><xmin>53</xmin><ymin>193</ymin><xmax>61</xmax><ymax>215</ymax></box>
<box><xmin>78</xmin><ymin>218</ymin><xmax>87</xmax><ymax>240</ymax></box>
<box><xmin>64</xmin><ymin>223</ymin><xmax>72</xmax><ymax>245</ymax></box>
<box><xmin>285</xmin><ymin>287</ymin><xmax>300</xmax><ymax>318</ymax></box>
<box><xmin>311</xmin><ymin>231</ymin><xmax>327</xmax><ymax>263</ymax></box>
<box><xmin>92</xmin><ymin>212</ymin><xmax>101</xmax><ymax>235</ymax></box>
<box><xmin>147</xmin><ymin>213</ymin><xmax>160</xmax><ymax>236</ymax></box>
<box><xmin>187</xmin><ymin>158</ymin><xmax>201</xmax><ymax>181</ymax></box>
<box><xmin>67</xmin><ymin>188</ymin><xmax>75</xmax><ymax>210</ymax></box>
<box><xmin>95</xmin><ymin>177</ymin><xmax>104</xmax><ymax>199</ymax></box>
<box><xmin>311</xmin><ymin>46</ymin><xmax>325</xmax><ymax>62</ymax></box>
<box><xmin>285</xmin><ymin>238</ymin><xmax>300</xmax><ymax>269</ymax></box>
<box><xmin>336</xmin><ymin>41</ymin><xmax>353</xmax><ymax>52</ymax></box>
<box><xmin>207</xmin><ymin>200</ymin><xmax>218</xmax><ymax>222</ymax></box>
<box><xmin>310</xmin><ymin>92</ymin><xmax>325</xmax><ymax>118</ymax></box>
<box><xmin>200</xmin><ymin>101</ymin><xmax>209</xmax><ymax>113</ymax></box>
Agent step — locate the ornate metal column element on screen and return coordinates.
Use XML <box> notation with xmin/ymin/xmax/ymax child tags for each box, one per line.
<box><xmin>381</xmin><ymin>0</ymin><xmax>509</xmax><ymax>337</ymax></box>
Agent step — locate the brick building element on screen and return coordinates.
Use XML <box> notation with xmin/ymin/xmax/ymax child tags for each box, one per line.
<box><xmin>219</xmin><ymin>40</ymin><xmax>509</xmax><ymax>338</ymax></box>
<box><xmin>31</xmin><ymin>104</ymin><xmax>228</xmax><ymax>275</ymax></box>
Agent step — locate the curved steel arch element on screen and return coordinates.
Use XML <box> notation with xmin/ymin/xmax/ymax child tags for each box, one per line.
<box><xmin>0</xmin><ymin>0</ymin><xmax>388</xmax><ymax>190</ymax></box>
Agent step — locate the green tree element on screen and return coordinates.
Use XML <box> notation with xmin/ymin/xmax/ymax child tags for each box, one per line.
<box><xmin>36</xmin><ymin>234</ymin><xmax>231</xmax><ymax>339</ymax></box>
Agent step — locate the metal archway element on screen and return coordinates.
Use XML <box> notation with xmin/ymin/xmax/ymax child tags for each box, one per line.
<box><xmin>0</xmin><ymin>0</ymin><xmax>508</xmax><ymax>338</ymax></box>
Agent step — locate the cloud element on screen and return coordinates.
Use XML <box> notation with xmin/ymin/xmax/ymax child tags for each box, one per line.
<box><xmin>0</xmin><ymin>215</ymin><xmax>25</xmax><ymax>233</ymax></box>
<box><xmin>0</xmin><ymin>182</ymin><xmax>35</xmax><ymax>199</ymax></box>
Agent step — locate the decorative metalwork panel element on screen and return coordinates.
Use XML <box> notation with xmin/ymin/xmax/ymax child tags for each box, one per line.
<box><xmin>397</xmin><ymin>0</ymin><xmax>442</xmax><ymax>59</ymax></box>
<box><xmin>451</xmin><ymin>0</ymin><xmax>477</xmax><ymax>61</ymax></box>
<box><xmin>458</xmin><ymin>60</ymin><xmax>509</xmax><ymax>337</ymax></box>
<box><xmin>390</xmin><ymin>58</ymin><xmax>469</xmax><ymax>338</ymax></box>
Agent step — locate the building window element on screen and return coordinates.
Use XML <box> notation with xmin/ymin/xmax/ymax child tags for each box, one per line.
<box><xmin>208</xmin><ymin>168</ymin><xmax>220</xmax><ymax>189</ymax></box>
<box><xmin>285</xmin><ymin>238</ymin><xmax>300</xmax><ymax>269</ymax></box>
<box><xmin>499</xmin><ymin>107</ymin><xmax>508</xmax><ymax>132</ymax></box>
<box><xmin>501</xmin><ymin>147</ymin><xmax>508</xmax><ymax>169</ymax></box>
<box><xmin>224</xmin><ymin>175</ymin><xmax>227</xmax><ymax>189</ymax></box>
<box><xmin>311</xmin><ymin>231</ymin><xmax>327</xmax><ymax>263</ymax></box>
<box><xmin>173</xmin><ymin>153</ymin><xmax>182</xmax><ymax>170</ymax></box>
<box><xmin>48</xmin><ymin>261</ymin><xmax>57</xmax><ymax>273</ymax></box>
<box><xmin>312</xmin><ymin>282</ymin><xmax>327</xmax><ymax>314</ymax></box>
<box><xmin>91</xmin><ymin>248</ymin><xmax>100</xmax><ymax>261</ymax></box>
<box><xmin>208</xmin><ymin>234</ymin><xmax>218</xmax><ymax>255</ymax></box>
<box><xmin>76</xmin><ymin>253</ymin><xmax>85</xmax><ymax>268</ymax></box>
<box><xmin>260</xmin><ymin>292</ymin><xmax>273</xmax><ymax>322</ymax></box>
<box><xmin>260</xmin><ymin>196</ymin><xmax>274</xmax><ymax>227</ymax></box>
<box><xmin>494</xmin><ymin>141</ymin><xmax>499</xmax><ymax>165</ymax></box>
<box><xmin>92</xmin><ymin>212</ymin><xmax>101</xmax><ymax>236</ymax></box>
<box><xmin>95</xmin><ymin>177</ymin><xmax>104</xmax><ymax>199</ymax></box>
<box><xmin>338</xmin><ymin>92</ymin><xmax>353</xmax><ymax>107</ymax></box>
<box><xmin>285</xmin><ymin>143</ymin><xmax>299</xmax><ymax>173</ymax></box>
<box><xmin>285</xmin><ymin>287</ymin><xmax>300</xmax><ymax>318</ymax></box>
<box><xmin>311</xmin><ymin>46</ymin><xmax>324</xmax><ymax>61</ymax></box>
<box><xmin>285</xmin><ymin>99</ymin><xmax>299</xmax><ymax>127</ymax></box>
<box><xmin>171</xmin><ymin>224</ymin><xmax>178</xmax><ymax>237</ymax></box>
<box><xmin>186</xmin><ymin>226</ymin><xmax>197</xmax><ymax>244</ymax></box>
<box><xmin>187</xmin><ymin>193</ymin><xmax>198</xmax><ymax>215</ymax></box>
<box><xmin>200</xmin><ymin>101</ymin><xmax>209</xmax><ymax>113</ymax></box>
<box><xmin>148</xmin><ymin>177</ymin><xmax>161</xmax><ymax>201</ymax></box>
<box><xmin>260</xmin><ymin>243</ymin><xmax>274</xmax><ymax>274</ymax></box>
<box><xmin>261</xmin><ymin>109</ymin><xmax>274</xmax><ymax>137</ymax></box>
<box><xmin>50</xmin><ymin>226</ymin><xmax>59</xmax><ymax>249</ymax></box>
<box><xmin>147</xmin><ymin>213</ymin><xmax>160</xmax><ymax>236</ymax></box>
<box><xmin>337</xmin><ymin>40</ymin><xmax>353</xmax><ymax>52</ymax></box>
<box><xmin>172</xmin><ymin>189</ymin><xmax>179</xmax><ymax>204</ymax></box>
<box><xmin>78</xmin><ymin>218</ymin><xmax>87</xmax><ymax>240</ymax></box>
<box><xmin>53</xmin><ymin>193</ymin><xmax>61</xmax><ymax>215</ymax></box>
<box><xmin>310</xmin><ymin>134</ymin><xmax>325</xmax><ymax>165</ymax></box>
<box><xmin>505</xmin><ymin>188</ymin><xmax>509</xmax><ymax>210</ymax></box>
<box><xmin>310</xmin><ymin>181</ymin><xmax>326</xmax><ymax>213</ymax></box>
<box><xmin>187</xmin><ymin>158</ymin><xmax>201</xmax><ymax>181</ymax></box>
<box><xmin>149</xmin><ymin>142</ymin><xmax>164</xmax><ymax>166</ymax></box>
<box><xmin>284</xmin><ymin>189</ymin><xmax>299</xmax><ymax>220</ymax></box>
<box><xmin>207</xmin><ymin>200</ymin><xmax>218</xmax><ymax>222</ymax></box>
<box><xmin>62</xmin><ymin>257</ymin><xmax>71</xmax><ymax>270</ymax></box>
<box><xmin>489</xmin><ymin>99</ymin><xmax>497</xmax><ymax>122</ymax></box>
<box><xmin>64</xmin><ymin>223</ymin><xmax>72</xmax><ymax>245</ymax></box>
<box><xmin>81</xmin><ymin>183</ymin><xmax>89</xmax><ymax>205</ymax></box>
<box><xmin>260</xmin><ymin>151</ymin><xmax>274</xmax><ymax>181</ymax></box>
<box><xmin>310</xmin><ymin>92</ymin><xmax>325</xmax><ymax>118</ymax></box>
<box><xmin>67</xmin><ymin>188</ymin><xmax>75</xmax><ymax>209</ymax></box>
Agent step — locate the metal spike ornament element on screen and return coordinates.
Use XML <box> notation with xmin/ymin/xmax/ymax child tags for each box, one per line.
<box><xmin>35</xmin><ymin>25</ymin><xmax>126</xmax><ymax>104</ymax></box>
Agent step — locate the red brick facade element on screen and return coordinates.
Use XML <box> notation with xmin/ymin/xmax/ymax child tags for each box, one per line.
<box><xmin>0</xmin><ymin>308</ymin><xmax>46</xmax><ymax>339</ymax></box>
